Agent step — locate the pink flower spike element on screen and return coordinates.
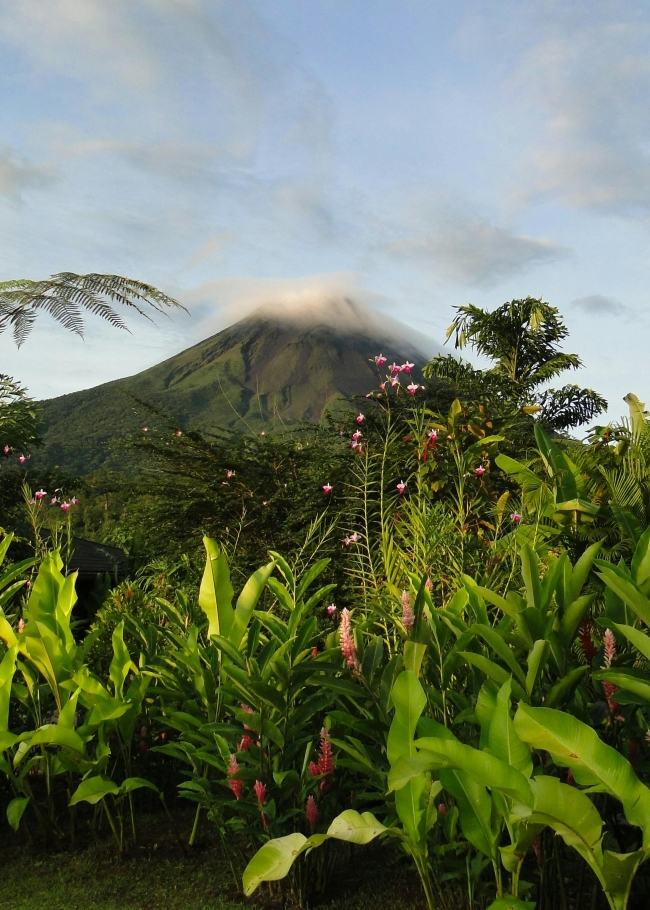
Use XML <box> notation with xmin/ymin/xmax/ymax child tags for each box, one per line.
<box><xmin>18</xmin><ymin>455</ymin><xmax>26</xmax><ymax>464</ymax></box>
<box><xmin>407</xmin><ymin>382</ymin><xmax>419</xmax><ymax>395</ymax></box>
<box><xmin>238</xmin><ymin>735</ymin><xmax>253</xmax><ymax>752</ymax></box>
<box><xmin>402</xmin><ymin>361</ymin><xmax>415</xmax><ymax>373</ymax></box>
<box><xmin>397</xmin><ymin>480</ymin><xmax>406</xmax><ymax>495</ymax></box>
<box><xmin>374</xmin><ymin>354</ymin><xmax>387</xmax><ymax>366</ymax></box>
<box><xmin>323</xmin><ymin>482</ymin><xmax>333</xmax><ymax>494</ymax></box>
<box><xmin>254</xmin><ymin>780</ymin><xmax>266</xmax><ymax>807</ymax></box>
<box><xmin>511</xmin><ymin>511</ymin><xmax>522</xmax><ymax>524</ymax></box>
<box><xmin>327</xmin><ymin>604</ymin><xmax>337</xmax><ymax>615</ymax></box>
<box><xmin>475</xmin><ymin>466</ymin><xmax>486</xmax><ymax>476</ymax></box>
<box><xmin>356</xmin><ymin>413</ymin><xmax>365</xmax><ymax>424</ymax></box>
<box><xmin>306</xmin><ymin>795</ymin><xmax>318</xmax><ymax>830</ymax></box>
<box><xmin>603</xmin><ymin>629</ymin><xmax>616</xmax><ymax>669</ymax></box>
<box><xmin>61</xmin><ymin>502</ymin><xmax>71</xmax><ymax>512</ymax></box>
<box><xmin>340</xmin><ymin>608</ymin><xmax>360</xmax><ymax>672</ymax></box>
<box><xmin>401</xmin><ymin>591</ymin><xmax>415</xmax><ymax>631</ymax></box>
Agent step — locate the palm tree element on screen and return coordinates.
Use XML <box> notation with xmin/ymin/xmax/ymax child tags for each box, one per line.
<box><xmin>424</xmin><ymin>297</ymin><xmax>607</xmax><ymax>430</ymax></box>
<box><xmin>0</xmin><ymin>272</ymin><xmax>184</xmax><ymax>346</ymax></box>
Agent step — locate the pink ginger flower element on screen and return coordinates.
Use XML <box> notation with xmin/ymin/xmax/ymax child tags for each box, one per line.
<box><xmin>61</xmin><ymin>501</ymin><xmax>71</xmax><ymax>512</ymax></box>
<box><xmin>309</xmin><ymin>728</ymin><xmax>335</xmax><ymax>781</ymax></box>
<box><xmin>323</xmin><ymin>482</ymin><xmax>333</xmax><ymax>494</ymax></box>
<box><xmin>397</xmin><ymin>480</ymin><xmax>407</xmax><ymax>495</ymax></box>
<box><xmin>238</xmin><ymin>735</ymin><xmax>253</xmax><ymax>752</ymax></box>
<box><xmin>475</xmin><ymin>465</ymin><xmax>486</xmax><ymax>476</ymax></box>
<box><xmin>401</xmin><ymin>591</ymin><xmax>415</xmax><ymax>631</ymax></box>
<box><xmin>227</xmin><ymin>754</ymin><xmax>243</xmax><ymax>800</ymax></box>
<box><xmin>389</xmin><ymin>362</ymin><xmax>401</xmax><ymax>374</ymax></box>
<box><xmin>18</xmin><ymin>455</ymin><xmax>25</xmax><ymax>464</ymax></box>
<box><xmin>356</xmin><ymin>413</ymin><xmax>365</xmax><ymax>424</ymax></box>
<box><xmin>306</xmin><ymin>795</ymin><xmax>318</xmax><ymax>830</ymax></box>
<box><xmin>254</xmin><ymin>780</ymin><xmax>266</xmax><ymax>807</ymax></box>
<box><xmin>402</xmin><ymin>361</ymin><xmax>415</xmax><ymax>373</ymax></box>
<box><xmin>511</xmin><ymin>511</ymin><xmax>522</xmax><ymax>524</ymax></box>
<box><xmin>602</xmin><ymin>629</ymin><xmax>616</xmax><ymax>669</ymax></box>
<box><xmin>35</xmin><ymin>489</ymin><xmax>46</xmax><ymax>500</ymax></box>
<box><xmin>425</xmin><ymin>577</ymin><xmax>433</xmax><ymax>593</ymax></box>
<box><xmin>374</xmin><ymin>354</ymin><xmax>387</xmax><ymax>366</ymax></box>
<box><xmin>407</xmin><ymin>382</ymin><xmax>420</xmax><ymax>395</ymax></box>
<box><xmin>340</xmin><ymin>609</ymin><xmax>360</xmax><ymax>673</ymax></box>
<box><xmin>18</xmin><ymin>618</ymin><xmax>25</xmax><ymax>633</ymax></box>
<box><xmin>327</xmin><ymin>603</ymin><xmax>337</xmax><ymax>616</ymax></box>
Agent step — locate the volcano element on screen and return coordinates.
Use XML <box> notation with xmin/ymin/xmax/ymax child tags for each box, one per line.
<box><xmin>36</xmin><ymin>297</ymin><xmax>440</xmax><ymax>472</ymax></box>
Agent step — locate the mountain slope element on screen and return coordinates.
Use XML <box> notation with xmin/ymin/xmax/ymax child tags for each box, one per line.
<box><xmin>36</xmin><ymin>298</ymin><xmax>438</xmax><ymax>473</ymax></box>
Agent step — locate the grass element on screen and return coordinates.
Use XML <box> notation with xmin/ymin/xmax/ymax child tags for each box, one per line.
<box><xmin>0</xmin><ymin>813</ymin><xmax>428</xmax><ymax>910</ymax></box>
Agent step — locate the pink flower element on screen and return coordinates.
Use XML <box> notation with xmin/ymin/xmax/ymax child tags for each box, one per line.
<box><xmin>61</xmin><ymin>502</ymin><xmax>71</xmax><ymax>512</ymax></box>
<box><xmin>602</xmin><ymin>680</ymin><xmax>620</xmax><ymax>713</ymax></box>
<box><xmin>226</xmin><ymin>470</ymin><xmax>234</xmax><ymax>478</ymax></box>
<box><xmin>351</xmin><ymin>439</ymin><xmax>359</xmax><ymax>449</ymax></box>
<box><xmin>475</xmin><ymin>466</ymin><xmax>486</xmax><ymax>476</ymax></box>
<box><xmin>28</xmin><ymin>498</ymin><xmax>35</xmax><ymax>505</ymax></box>
<box><xmin>352</xmin><ymin>430</ymin><xmax>362</xmax><ymax>440</ymax></box>
<box><xmin>24</xmin><ymin>581</ymin><xmax>30</xmax><ymax>589</ymax></box>
<box><xmin>511</xmin><ymin>511</ymin><xmax>522</xmax><ymax>524</ymax></box>
<box><xmin>175</xmin><ymin>430</ymin><xmax>182</xmax><ymax>437</ymax></box>
<box><xmin>427</xmin><ymin>429</ymin><xmax>437</xmax><ymax>442</ymax></box>
<box><xmin>374</xmin><ymin>354</ymin><xmax>387</xmax><ymax>366</ymax></box>
<box><xmin>18</xmin><ymin>455</ymin><xmax>25</xmax><ymax>464</ymax></box>
<box><xmin>35</xmin><ymin>489</ymin><xmax>46</xmax><ymax>500</ymax></box>
<box><xmin>71</xmin><ymin>496</ymin><xmax>78</xmax><ymax>506</ymax></box>
<box><xmin>349</xmin><ymin>532</ymin><xmax>361</xmax><ymax>543</ymax></box>
<box><xmin>3</xmin><ymin>445</ymin><xmax>8</xmax><ymax>454</ymax></box>
<box><xmin>396</xmin><ymin>480</ymin><xmax>406</xmax><ymax>495</ymax></box>
<box><xmin>50</xmin><ymin>497</ymin><xmax>58</xmax><ymax>506</ymax></box>
<box><xmin>389</xmin><ymin>362</ymin><xmax>401</xmax><ymax>374</ymax></box>
<box><xmin>323</xmin><ymin>482</ymin><xmax>333</xmax><ymax>494</ymax></box>
<box><xmin>327</xmin><ymin>604</ymin><xmax>337</xmax><ymax>615</ymax></box>
<box><xmin>401</xmin><ymin>591</ymin><xmax>415</xmax><ymax>631</ymax></box>
<box><xmin>254</xmin><ymin>780</ymin><xmax>266</xmax><ymax>807</ymax></box>
<box><xmin>18</xmin><ymin>618</ymin><xmax>25</xmax><ymax>633</ymax></box>
<box><xmin>425</xmin><ymin>577</ymin><xmax>433</xmax><ymax>593</ymax></box>
<box><xmin>142</xmin><ymin>426</ymin><xmax>148</xmax><ymax>432</ymax></box>
<box><xmin>238</xmin><ymin>735</ymin><xmax>253</xmax><ymax>752</ymax></box>
<box><xmin>437</xmin><ymin>803</ymin><xmax>448</xmax><ymax>817</ymax></box>
<box><xmin>356</xmin><ymin>413</ymin><xmax>365</xmax><ymax>424</ymax></box>
<box><xmin>402</xmin><ymin>362</ymin><xmax>415</xmax><ymax>373</ymax></box>
<box><xmin>343</xmin><ymin>536</ymin><xmax>351</xmax><ymax>546</ymax></box>
<box><xmin>306</xmin><ymin>795</ymin><xmax>318</xmax><ymax>830</ymax></box>
<box><xmin>227</xmin><ymin>754</ymin><xmax>243</xmax><ymax>800</ymax></box>
<box><xmin>407</xmin><ymin>382</ymin><xmax>419</xmax><ymax>395</ymax></box>
<box><xmin>602</xmin><ymin>629</ymin><xmax>616</xmax><ymax>669</ymax></box>
<box><xmin>390</xmin><ymin>376</ymin><xmax>400</xmax><ymax>387</ymax></box>
<box><xmin>340</xmin><ymin>609</ymin><xmax>360</xmax><ymax>673</ymax></box>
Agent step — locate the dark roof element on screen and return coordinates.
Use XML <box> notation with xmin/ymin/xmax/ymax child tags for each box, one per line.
<box><xmin>68</xmin><ymin>537</ymin><xmax>127</xmax><ymax>579</ymax></box>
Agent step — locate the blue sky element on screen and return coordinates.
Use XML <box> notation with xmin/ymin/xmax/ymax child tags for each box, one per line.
<box><xmin>1</xmin><ymin>0</ymin><xmax>649</xmax><ymax>421</ymax></box>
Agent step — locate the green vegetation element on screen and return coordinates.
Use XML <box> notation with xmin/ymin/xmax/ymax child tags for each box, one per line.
<box><xmin>4</xmin><ymin>299</ymin><xmax>650</xmax><ymax>910</ymax></box>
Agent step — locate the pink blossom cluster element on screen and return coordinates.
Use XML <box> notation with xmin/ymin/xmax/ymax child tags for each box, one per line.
<box><xmin>343</xmin><ymin>532</ymin><xmax>361</xmax><ymax>547</ymax></box>
<box><xmin>27</xmin><ymin>489</ymin><xmax>79</xmax><ymax>512</ymax></box>
<box><xmin>373</xmin><ymin>354</ymin><xmax>421</xmax><ymax>395</ymax></box>
<box><xmin>227</xmin><ymin>754</ymin><xmax>243</xmax><ymax>800</ymax></box>
<box><xmin>308</xmin><ymin>727</ymin><xmax>335</xmax><ymax>782</ymax></box>
<box><xmin>339</xmin><ymin>608</ymin><xmax>361</xmax><ymax>673</ymax></box>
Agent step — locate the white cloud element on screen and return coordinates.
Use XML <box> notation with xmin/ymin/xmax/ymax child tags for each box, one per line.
<box><xmin>0</xmin><ymin>146</ymin><xmax>56</xmax><ymax>198</ymax></box>
<box><xmin>386</xmin><ymin>215</ymin><xmax>569</xmax><ymax>288</ymax></box>
<box><xmin>571</xmin><ymin>294</ymin><xmax>629</xmax><ymax>316</ymax></box>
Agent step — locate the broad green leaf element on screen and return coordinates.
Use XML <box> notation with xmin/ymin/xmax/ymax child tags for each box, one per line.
<box><xmin>459</xmin><ymin>652</ymin><xmax>527</xmax><ymax>701</ymax></box>
<box><xmin>526</xmin><ymin>640</ymin><xmax>550</xmax><ymax>696</ymax></box>
<box><xmin>119</xmin><ymin>777</ymin><xmax>159</xmax><ymax>795</ymax></box>
<box><xmin>514</xmin><ymin>704</ymin><xmax>650</xmax><ymax>848</ymax></box>
<box><xmin>632</xmin><ymin>525</ymin><xmax>650</xmax><ymax>592</ymax></box>
<box><xmin>327</xmin><ymin>809</ymin><xmax>387</xmax><ymax>844</ymax></box>
<box><xmin>488</xmin><ymin>680</ymin><xmax>532</xmax><ymax>777</ymax></box>
<box><xmin>387</xmin><ymin>671</ymin><xmax>426</xmax><ymax>765</ymax></box>
<box><xmin>470</xmin><ymin>624</ymin><xmax>526</xmax><ymax>687</ymax></box>
<box><xmin>593</xmin><ymin>669</ymin><xmax>650</xmax><ymax>703</ymax></box>
<box><xmin>0</xmin><ymin>645</ymin><xmax>17</xmax><ymax>733</ymax></box>
<box><xmin>596</xmin><ymin>564</ymin><xmax>650</xmax><ymax>628</ymax></box>
<box><xmin>486</xmin><ymin>897</ymin><xmax>535</xmax><ymax>910</ymax></box>
<box><xmin>403</xmin><ymin>641</ymin><xmax>426</xmax><ymax>676</ymax></box>
<box><xmin>6</xmin><ymin>796</ymin><xmax>30</xmax><ymax>831</ymax></box>
<box><xmin>231</xmin><ymin>560</ymin><xmax>275</xmax><ymax>647</ymax></box>
<box><xmin>544</xmin><ymin>665</ymin><xmax>588</xmax><ymax>709</ymax></box>
<box><xmin>199</xmin><ymin>537</ymin><xmax>234</xmax><ymax>641</ymax></box>
<box><xmin>69</xmin><ymin>775</ymin><xmax>120</xmax><ymax>806</ymax></box>
<box><xmin>242</xmin><ymin>832</ymin><xmax>308</xmax><ymax>895</ymax></box>
<box><xmin>440</xmin><ymin>768</ymin><xmax>497</xmax><ymax>860</ymax></box>
<box><xmin>520</xmin><ymin>544</ymin><xmax>542</xmax><ymax>611</ymax></box>
<box><xmin>609</xmin><ymin>621</ymin><xmax>650</xmax><ymax>663</ymax></box>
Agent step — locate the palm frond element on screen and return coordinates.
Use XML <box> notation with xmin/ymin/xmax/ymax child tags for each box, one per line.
<box><xmin>0</xmin><ymin>272</ymin><xmax>185</xmax><ymax>346</ymax></box>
